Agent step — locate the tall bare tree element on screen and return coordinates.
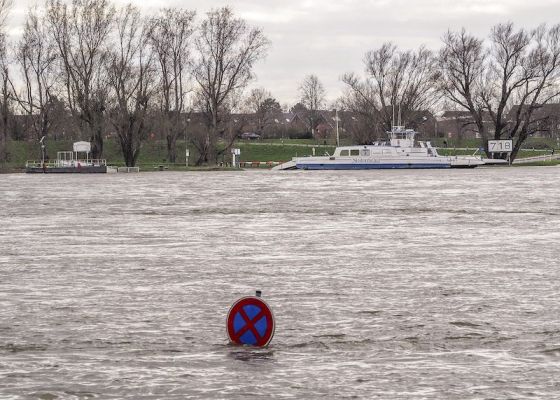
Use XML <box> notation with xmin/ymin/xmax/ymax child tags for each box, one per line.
<box><xmin>148</xmin><ymin>8</ymin><xmax>195</xmax><ymax>163</ymax></box>
<box><xmin>46</xmin><ymin>0</ymin><xmax>115</xmax><ymax>159</ymax></box>
<box><xmin>439</xmin><ymin>23</ymin><xmax>560</xmax><ymax>160</ymax></box>
<box><xmin>244</xmin><ymin>87</ymin><xmax>281</xmax><ymax>135</ymax></box>
<box><xmin>0</xmin><ymin>0</ymin><xmax>12</xmax><ymax>164</ymax></box>
<box><xmin>338</xmin><ymin>82</ymin><xmax>381</xmax><ymax>143</ymax></box>
<box><xmin>106</xmin><ymin>4</ymin><xmax>154</xmax><ymax>167</ymax></box>
<box><xmin>342</xmin><ymin>43</ymin><xmax>438</xmax><ymax>136</ymax></box>
<box><xmin>192</xmin><ymin>7</ymin><xmax>269</xmax><ymax>165</ymax></box>
<box><xmin>299</xmin><ymin>74</ymin><xmax>326</xmax><ymax>135</ymax></box>
<box><xmin>11</xmin><ymin>8</ymin><xmax>58</xmax><ymax>151</ymax></box>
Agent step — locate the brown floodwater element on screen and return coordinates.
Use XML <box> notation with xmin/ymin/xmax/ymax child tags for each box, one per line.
<box><xmin>1</xmin><ymin>168</ymin><xmax>559</xmax><ymax>399</ymax></box>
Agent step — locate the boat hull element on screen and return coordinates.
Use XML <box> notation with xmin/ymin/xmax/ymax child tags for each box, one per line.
<box><xmin>26</xmin><ymin>166</ymin><xmax>108</xmax><ymax>173</ymax></box>
<box><xmin>449</xmin><ymin>164</ymin><xmax>480</xmax><ymax>169</ymax></box>
<box><xmin>295</xmin><ymin>162</ymin><xmax>451</xmax><ymax>170</ymax></box>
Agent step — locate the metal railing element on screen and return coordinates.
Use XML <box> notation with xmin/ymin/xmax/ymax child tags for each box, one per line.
<box><xmin>117</xmin><ymin>167</ymin><xmax>140</xmax><ymax>173</ymax></box>
<box><xmin>513</xmin><ymin>154</ymin><xmax>559</xmax><ymax>164</ymax></box>
<box><xmin>25</xmin><ymin>159</ymin><xmax>107</xmax><ymax>168</ymax></box>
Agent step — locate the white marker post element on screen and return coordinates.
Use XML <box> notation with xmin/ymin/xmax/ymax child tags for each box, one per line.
<box><xmin>185</xmin><ymin>148</ymin><xmax>190</xmax><ymax>168</ymax></box>
<box><xmin>335</xmin><ymin>109</ymin><xmax>340</xmax><ymax>147</ymax></box>
<box><xmin>231</xmin><ymin>148</ymin><xmax>240</xmax><ymax>168</ymax></box>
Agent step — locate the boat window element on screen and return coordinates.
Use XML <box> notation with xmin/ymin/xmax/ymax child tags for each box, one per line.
<box><xmin>350</xmin><ymin>149</ymin><xmax>360</xmax><ymax>156</ymax></box>
<box><xmin>340</xmin><ymin>150</ymin><xmax>349</xmax><ymax>156</ymax></box>
<box><xmin>361</xmin><ymin>149</ymin><xmax>370</xmax><ymax>156</ymax></box>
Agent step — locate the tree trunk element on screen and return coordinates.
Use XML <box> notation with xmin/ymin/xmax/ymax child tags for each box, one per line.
<box><xmin>166</xmin><ymin>134</ymin><xmax>177</xmax><ymax>163</ymax></box>
<box><xmin>510</xmin><ymin>130</ymin><xmax>528</xmax><ymax>162</ymax></box>
<box><xmin>0</xmin><ymin>105</ymin><xmax>6</xmax><ymax>163</ymax></box>
<box><xmin>91</xmin><ymin>121</ymin><xmax>104</xmax><ymax>160</ymax></box>
<box><xmin>0</xmin><ymin>125</ymin><xmax>6</xmax><ymax>164</ymax></box>
<box><xmin>207</xmin><ymin>126</ymin><xmax>218</xmax><ymax>165</ymax></box>
<box><xmin>124</xmin><ymin>139</ymin><xmax>134</xmax><ymax>167</ymax></box>
<box><xmin>119</xmin><ymin>133</ymin><xmax>134</xmax><ymax>167</ymax></box>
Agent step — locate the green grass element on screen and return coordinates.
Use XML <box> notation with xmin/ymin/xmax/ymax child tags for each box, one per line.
<box><xmin>258</xmin><ymin>138</ymin><xmax>314</xmax><ymax>145</ymax></box>
<box><xmin>256</xmin><ymin>138</ymin><xmax>339</xmax><ymax>146</ymax></box>
<box><xmin>1</xmin><ymin>137</ymin><xmax>557</xmax><ymax>171</ymax></box>
<box><xmin>236</xmin><ymin>143</ymin><xmax>335</xmax><ymax>162</ymax></box>
<box><xmin>512</xmin><ymin>160</ymin><xmax>560</xmax><ymax>167</ymax></box>
<box><xmin>436</xmin><ymin>148</ymin><xmax>480</xmax><ymax>156</ymax></box>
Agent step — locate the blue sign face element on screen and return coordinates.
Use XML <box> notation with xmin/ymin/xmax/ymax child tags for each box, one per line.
<box><xmin>227</xmin><ymin>297</ymin><xmax>275</xmax><ymax>347</ymax></box>
<box><xmin>232</xmin><ymin>305</ymin><xmax>269</xmax><ymax>345</ymax></box>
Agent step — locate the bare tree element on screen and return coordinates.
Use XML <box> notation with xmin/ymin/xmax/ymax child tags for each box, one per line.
<box><xmin>46</xmin><ymin>0</ymin><xmax>115</xmax><ymax>159</ymax></box>
<box><xmin>342</xmin><ymin>43</ymin><xmax>438</xmax><ymax>135</ymax></box>
<box><xmin>439</xmin><ymin>23</ymin><xmax>560</xmax><ymax>160</ymax></box>
<box><xmin>338</xmin><ymin>81</ymin><xmax>382</xmax><ymax>143</ymax></box>
<box><xmin>299</xmin><ymin>74</ymin><xmax>325</xmax><ymax>135</ymax></box>
<box><xmin>244</xmin><ymin>87</ymin><xmax>281</xmax><ymax>135</ymax></box>
<box><xmin>0</xmin><ymin>0</ymin><xmax>12</xmax><ymax>164</ymax></box>
<box><xmin>0</xmin><ymin>0</ymin><xmax>9</xmax><ymax>26</ymax></box>
<box><xmin>106</xmin><ymin>4</ymin><xmax>154</xmax><ymax>167</ymax></box>
<box><xmin>148</xmin><ymin>8</ymin><xmax>195</xmax><ymax>163</ymax></box>
<box><xmin>10</xmin><ymin>8</ymin><xmax>58</xmax><ymax>152</ymax></box>
<box><xmin>192</xmin><ymin>7</ymin><xmax>269</xmax><ymax>165</ymax></box>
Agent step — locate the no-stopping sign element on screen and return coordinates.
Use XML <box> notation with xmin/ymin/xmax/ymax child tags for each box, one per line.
<box><xmin>226</xmin><ymin>296</ymin><xmax>275</xmax><ymax>347</ymax></box>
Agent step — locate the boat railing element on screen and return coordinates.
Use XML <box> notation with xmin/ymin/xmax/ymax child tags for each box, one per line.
<box><xmin>25</xmin><ymin>160</ymin><xmax>57</xmax><ymax>168</ymax></box>
<box><xmin>58</xmin><ymin>158</ymin><xmax>107</xmax><ymax>167</ymax></box>
<box><xmin>25</xmin><ymin>159</ymin><xmax>107</xmax><ymax>168</ymax></box>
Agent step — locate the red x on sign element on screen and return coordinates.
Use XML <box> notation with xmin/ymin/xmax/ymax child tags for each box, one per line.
<box><xmin>227</xmin><ymin>296</ymin><xmax>275</xmax><ymax>347</ymax></box>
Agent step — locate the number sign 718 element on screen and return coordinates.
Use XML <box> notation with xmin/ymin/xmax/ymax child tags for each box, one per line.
<box><xmin>488</xmin><ymin>140</ymin><xmax>513</xmax><ymax>153</ymax></box>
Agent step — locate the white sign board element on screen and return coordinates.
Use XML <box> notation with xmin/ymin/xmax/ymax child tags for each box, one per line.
<box><xmin>488</xmin><ymin>140</ymin><xmax>513</xmax><ymax>153</ymax></box>
<box><xmin>73</xmin><ymin>141</ymin><xmax>91</xmax><ymax>153</ymax></box>
<box><xmin>231</xmin><ymin>148</ymin><xmax>241</xmax><ymax>155</ymax></box>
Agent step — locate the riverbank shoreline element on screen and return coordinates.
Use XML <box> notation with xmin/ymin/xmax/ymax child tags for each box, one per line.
<box><xmin>3</xmin><ymin>161</ymin><xmax>559</xmax><ymax>174</ymax></box>
<box><xmin>1</xmin><ymin>138</ymin><xmax>557</xmax><ymax>172</ymax></box>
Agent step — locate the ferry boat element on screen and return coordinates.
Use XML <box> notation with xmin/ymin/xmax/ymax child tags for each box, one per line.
<box><xmin>273</xmin><ymin>126</ymin><xmax>484</xmax><ymax>170</ymax></box>
<box><xmin>26</xmin><ymin>141</ymin><xmax>109</xmax><ymax>173</ymax></box>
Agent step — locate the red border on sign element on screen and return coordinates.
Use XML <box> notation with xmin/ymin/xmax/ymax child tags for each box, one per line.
<box><xmin>226</xmin><ymin>296</ymin><xmax>275</xmax><ymax>347</ymax></box>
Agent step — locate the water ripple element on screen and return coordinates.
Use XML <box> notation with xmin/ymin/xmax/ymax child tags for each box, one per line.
<box><xmin>1</xmin><ymin>169</ymin><xmax>559</xmax><ymax>398</ymax></box>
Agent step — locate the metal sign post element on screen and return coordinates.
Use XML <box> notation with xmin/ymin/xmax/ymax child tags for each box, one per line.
<box><xmin>335</xmin><ymin>109</ymin><xmax>340</xmax><ymax>147</ymax></box>
<box><xmin>39</xmin><ymin>136</ymin><xmax>46</xmax><ymax>166</ymax></box>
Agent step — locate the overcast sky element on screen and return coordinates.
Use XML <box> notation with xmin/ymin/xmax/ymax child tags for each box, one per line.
<box><xmin>7</xmin><ymin>0</ymin><xmax>560</xmax><ymax>106</ymax></box>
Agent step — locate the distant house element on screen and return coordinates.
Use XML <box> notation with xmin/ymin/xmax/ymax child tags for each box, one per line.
<box><xmin>437</xmin><ymin>111</ymin><xmax>494</xmax><ymax>139</ymax></box>
<box><xmin>437</xmin><ymin>105</ymin><xmax>560</xmax><ymax>140</ymax></box>
<box><xmin>507</xmin><ymin>103</ymin><xmax>560</xmax><ymax>138</ymax></box>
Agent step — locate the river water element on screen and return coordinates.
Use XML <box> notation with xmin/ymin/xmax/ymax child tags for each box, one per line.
<box><xmin>1</xmin><ymin>168</ymin><xmax>559</xmax><ymax>399</ymax></box>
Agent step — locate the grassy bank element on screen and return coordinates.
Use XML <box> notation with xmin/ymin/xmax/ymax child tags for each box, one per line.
<box><xmin>512</xmin><ymin>160</ymin><xmax>560</xmax><ymax>166</ymax></box>
<box><xmin>0</xmin><ymin>138</ymin><xmax>556</xmax><ymax>171</ymax></box>
<box><xmin>0</xmin><ymin>139</ymin><xmax>335</xmax><ymax>170</ymax></box>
